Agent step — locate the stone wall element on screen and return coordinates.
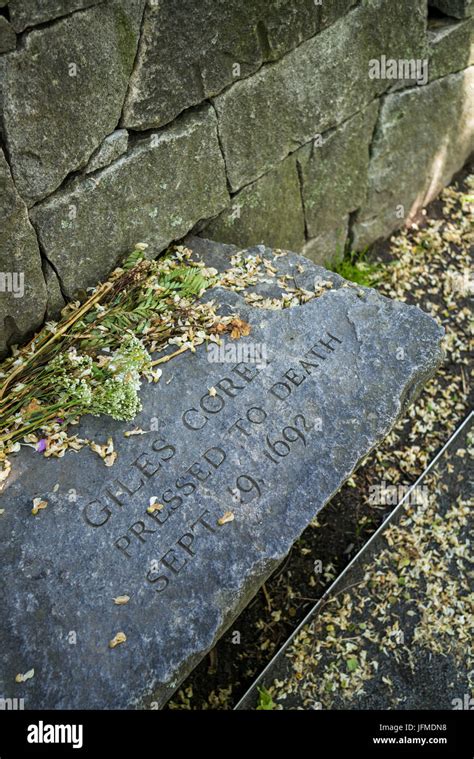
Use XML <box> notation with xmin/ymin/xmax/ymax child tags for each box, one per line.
<box><xmin>0</xmin><ymin>0</ymin><xmax>473</xmax><ymax>355</ymax></box>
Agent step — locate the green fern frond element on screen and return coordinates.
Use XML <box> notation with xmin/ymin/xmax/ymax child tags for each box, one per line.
<box><xmin>158</xmin><ymin>267</ymin><xmax>212</xmax><ymax>296</ymax></box>
<box><xmin>123</xmin><ymin>248</ymin><xmax>147</xmax><ymax>270</ymax></box>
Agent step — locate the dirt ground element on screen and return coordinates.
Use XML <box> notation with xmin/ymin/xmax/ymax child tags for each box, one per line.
<box><xmin>241</xmin><ymin>416</ymin><xmax>472</xmax><ymax>710</ymax></box>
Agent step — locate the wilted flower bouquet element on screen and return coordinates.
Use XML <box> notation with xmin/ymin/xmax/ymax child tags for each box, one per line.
<box><xmin>0</xmin><ymin>244</ymin><xmax>221</xmax><ymax>483</ymax></box>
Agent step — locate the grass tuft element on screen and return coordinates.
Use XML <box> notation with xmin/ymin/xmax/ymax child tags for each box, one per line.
<box><xmin>330</xmin><ymin>248</ymin><xmax>383</xmax><ymax>287</ymax></box>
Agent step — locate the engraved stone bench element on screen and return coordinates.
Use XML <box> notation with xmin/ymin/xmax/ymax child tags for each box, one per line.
<box><xmin>0</xmin><ymin>237</ymin><xmax>444</xmax><ymax>709</ymax></box>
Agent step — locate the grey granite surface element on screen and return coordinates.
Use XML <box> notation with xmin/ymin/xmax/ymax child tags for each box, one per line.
<box><xmin>0</xmin><ymin>239</ymin><xmax>444</xmax><ymax>709</ymax></box>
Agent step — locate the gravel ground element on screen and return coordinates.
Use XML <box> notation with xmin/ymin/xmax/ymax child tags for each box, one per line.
<box><xmin>166</xmin><ymin>166</ymin><xmax>473</xmax><ymax>710</ymax></box>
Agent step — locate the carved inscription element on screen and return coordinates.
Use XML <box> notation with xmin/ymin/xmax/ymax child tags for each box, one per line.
<box><xmin>81</xmin><ymin>331</ymin><xmax>342</xmax><ymax>594</ymax></box>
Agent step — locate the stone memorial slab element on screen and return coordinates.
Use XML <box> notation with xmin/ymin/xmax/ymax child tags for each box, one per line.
<box><xmin>0</xmin><ymin>238</ymin><xmax>444</xmax><ymax>709</ymax></box>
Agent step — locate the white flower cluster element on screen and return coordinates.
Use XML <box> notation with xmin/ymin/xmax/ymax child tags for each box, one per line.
<box><xmin>51</xmin><ymin>336</ymin><xmax>151</xmax><ymax>421</ymax></box>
